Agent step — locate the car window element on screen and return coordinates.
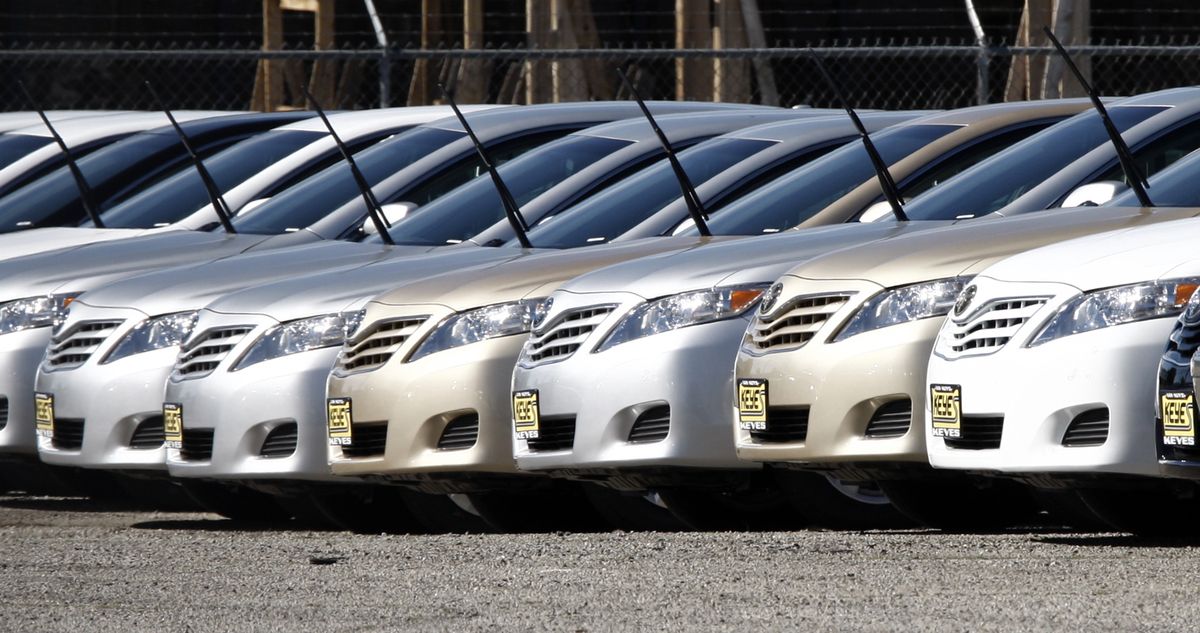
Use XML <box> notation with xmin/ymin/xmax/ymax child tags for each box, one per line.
<box><xmin>1085</xmin><ymin>117</ymin><xmax>1200</xmax><ymax>199</ymax></box>
<box><xmin>0</xmin><ymin>134</ymin><xmax>52</xmax><ymax>171</ymax></box>
<box><xmin>1109</xmin><ymin>148</ymin><xmax>1200</xmax><ymax>207</ymax></box>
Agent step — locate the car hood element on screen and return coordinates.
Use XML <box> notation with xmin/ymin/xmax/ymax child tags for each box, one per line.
<box><xmin>370</xmin><ymin>236</ymin><xmax>741</xmax><ymax>312</ymax></box>
<box><xmin>977</xmin><ymin>215</ymin><xmax>1200</xmax><ymax>291</ymax></box>
<box><xmin>0</xmin><ymin>231</ymin><xmax>276</xmax><ymax>300</ymax></box>
<box><xmin>205</xmin><ymin>247</ymin><xmax>535</xmax><ymax>322</ymax></box>
<box><xmin>0</xmin><ymin>227</ymin><xmax>148</xmax><ymax>262</ymax></box>
<box><xmin>786</xmin><ymin>206</ymin><xmax>1200</xmax><ymax>288</ymax></box>
<box><xmin>73</xmin><ymin>240</ymin><xmax>433</xmax><ymax>317</ymax></box>
<box><xmin>558</xmin><ymin>222</ymin><xmax>948</xmax><ymax>300</ymax></box>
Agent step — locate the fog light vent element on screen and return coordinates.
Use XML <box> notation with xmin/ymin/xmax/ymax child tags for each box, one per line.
<box><xmin>1062</xmin><ymin>409</ymin><xmax>1109</xmax><ymax>447</ymax></box>
<box><xmin>749</xmin><ymin>407</ymin><xmax>809</xmax><ymax>443</ymax></box>
<box><xmin>864</xmin><ymin>400</ymin><xmax>912</xmax><ymax>438</ymax></box>
<box><xmin>129</xmin><ymin>416</ymin><xmax>165</xmax><ymax>449</ymax></box>
<box><xmin>437</xmin><ymin>414</ymin><xmax>479</xmax><ymax>450</ymax></box>
<box><xmin>260</xmin><ymin>422</ymin><xmax>298</xmax><ymax>457</ymax></box>
<box><xmin>628</xmin><ymin>405</ymin><xmax>670</xmax><ymax>443</ymax></box>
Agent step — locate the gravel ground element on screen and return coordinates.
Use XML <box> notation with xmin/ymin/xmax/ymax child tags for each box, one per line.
<box><xmin>2</xmin><ymin>493</ymin><xmax>1199</xmax><ymax>632</ymax></box>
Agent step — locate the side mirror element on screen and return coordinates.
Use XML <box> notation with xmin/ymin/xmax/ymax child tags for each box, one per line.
<box><xmin>361</xmin><ymin>202</ymin><xmax>418</xmax><ymax>235</ymax></box>
<box><xmin>858</xmin><ymin>199</ymin><xmax>908</xmax><ymax>223</ymax></box>
<box><xmin>234</xmin><ymin>197</ymin><xmax>271</xmax><ymax>217</ymax></box>
<box><xmin>1060</xmin><ymin>181</ymin><xmax>1127</xmax><ymax>208</ymax></box>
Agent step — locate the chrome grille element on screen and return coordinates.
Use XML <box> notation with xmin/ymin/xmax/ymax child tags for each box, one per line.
<box><xmin>940</xmin><ymin>297</ymin><xmax>1048</xmax><ymax>358</ymax></box>
<box><xmin>523</xmin><ymin>304</ymin><xmax>617</xmax><ymax>366</ymax></box>
<box><xmin>174</xmin><ymin>325</ymin><xmax>255</xmax><ymax>379</ymax></box>
<box><xmin>746</xmin><ymin>294</ymin><xmax>850</xmax><ymax>352</ymax></box>
<box><xmin>45</xmin><ymin>319</ymin><xmax>124</xmax><ymax>369</ymax></box>
<box><xmin>335</xmin><ymin>316</ymin><xmax>428</xmax><ymax>374</ymax></box>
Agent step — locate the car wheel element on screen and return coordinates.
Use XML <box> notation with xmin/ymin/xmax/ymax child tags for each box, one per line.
<box><xmin>773</xmin><ymin>469</ymin><xmax>912</xmax><ymax>530</ymax></box>
<box><xmin>179</xmin><ymin>480</ymin><xmax>292</xmax><ymax>523</ymax></box>
<box><xmin>465</xmin><ymin>481</ymin><xmax>609</xmax><ymax>533</ymax></box>
<box><xmin>1077</xmin><ymin>485</ymin><xmax>1200</xmax><ymax>537</ymax></box>
<box><xmin>400</xmin><ymin>490</ymin><xmax>493</xmax><ymax>534</ymax></box>
<box><xmin>581</xmin><ymin>484</ymin><xmax>688</xmax><ymax>532</ymax></box>
<box><xmin>877</xmin><ymin>476</ymin><xmax>1040</xmax><ymax>531</ymax></box>
<box><xmin>310</xmin><ymin>484</ymin><xmax>429</xmax><ymax>534</ymax></box>
<box><xmin>656</xmin><ymin>485</ymin><xmax>806</xmax><ymax>531</ymax></box>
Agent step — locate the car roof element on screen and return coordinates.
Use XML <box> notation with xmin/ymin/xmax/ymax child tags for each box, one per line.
<box><xmin>276</xmin><ymin>105</ymin><xmax>506</xmax><ymax>135</ymax></box>
<box><xmin>419</xmin><ymin>101</ymin><xmax>777</xmax><ymax>136</ymax></box>
<box><xmin>6</xmin><ymin>111</ymin><xmax>237</xmax><ymax>140</ymax></box>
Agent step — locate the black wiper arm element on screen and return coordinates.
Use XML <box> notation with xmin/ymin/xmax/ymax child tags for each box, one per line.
<box><xmin>300</xmin><ymin>84</ymin><xmax>395</xmax><ymax>245</ymax></box>
<box><xmin>1043</xmin><ymin>27</ymin><xmax>1153</xmax><ymax>207</ymax></box>
<box><xmin>437</xmin><ymin>83</ymin><xmax>534</xmax><ymax>249</ymax></box>
<box><xmin>807</xmin><ymin>50</ymin><xmax>909</xmax><ymax>222</ymax></box>
<box><xmin>144</xmin><ymin>82</ymin><xmax>236</xmax><ymax>234</ymax></box>
<box><xmin>616</xmin><ymin>68</ymin><xmax>712</xmax><ymax>237</ymax></box>
<box><xmin>18</xmin><ymin>81</ymin><xmax>105</xmax><ymax>229</ymax></box>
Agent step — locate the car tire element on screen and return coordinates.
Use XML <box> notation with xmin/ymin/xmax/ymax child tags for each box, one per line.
<box><xmin>581</xmin><ymin>484</ymin><xmax>688</xmax><ymax>532</ymax></box>
<box><xmin>772</xmin><ymin>469</ymin><xmax>912</xmax><ymax>530</ymax></box>
<box><xmin>310</xmin><ymin>484</ymin><xmax>429</xmax><ymax>534</ymax></box>
<box><xmin>179</xmin><ymin>480</ymin><xmax>292</xmax><ymax>523</ymax></box>
<box><xmin>656</xmin><ymin>486</ymin><xmax>806</xmax><ymax>531</ymax></box>
<box><xmin>877</xmin><ymin>476</ymin><xmax>1040</xmax><ymax>531</ymax></box>
<box><xmin>465</xmin><ymin>481</ymin><xmax>610</xmax><ymax>533</ymax></box>
<box><xmin>400</xmin><ymin>490</ymin><xmax>493</xmax><ymax>534</ymax></box>
<box><xmin>1076</xmin><ymin>485</ymin><xmax>1200</xmax><ymax>537</ymax></box>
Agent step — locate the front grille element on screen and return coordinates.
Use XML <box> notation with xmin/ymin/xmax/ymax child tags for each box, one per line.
<box><xmin>1062</xmin><ymin>409</ymin><xmax>1109</xmax><ymax>447</ymax></box>
<box><xmin>864</xmin><ymin>400</ymin><xmax>912</xmax><ymax>438</ymax></box>
<box><xmin>437</xmin><ymin>414</ymin><xmax>479</xmax><ymax>450</ymax></box>
<box><xmin>259</xmin><ymin>422</ymin><xmax>298</xmax><ymax>457</ymax></box>
<box><xmin>526</xmin><ymin>416</ymin><xmax>576</xmax><ymax>451</ymax></box>
<box><xmin>175</xmin><ymin>325</ymin><xmax>255</xmax><ymax>379</ymax></box>
<box><xmin>627</xmin><ymin>405</ymin><xmax>670</xmax><ymax>443</ymax></box>
<box><xmin>45</xmin><ymin>319</ymin><xmax>124</xmax><ymax>370</ymax></box>
<box><xmin>128</xmin><ymin>416</ymin><xmax>164</xmax><ymax>449</ymax></box>
<box><xmin>52</xmin><ymin>418</ymin><xmax>85</xmax><ymax>450</ymax></box>
<box><xmin>340</xmin><ymin>422</ymin><xmax>388</xmax><ymax>458</ymax></box>
<box><xmin>336</xmin><ymin>316</ymin><xmax>428</xmax><ymax>374</ymax></box>
<box><xmin>748</xmin><ymin>406</ymin><xmax>809</xmax><ymax>443</ymax></box>
<box><xmin>523</xmin><ymin>304</ymin><xmax>617</xmax><ymax>366</ymax></box>
<box><xmin>0</xmin><ymin>397</ymin><xmax>8</xmax><ymax>430</ymax></box>
<box><xmin>943</xmin><ymin>415</ymin><xmax>1004</xmax><ymax>450</ymax></box>
<box><xmin>939</xmin><ymin>297</ymin><xmax>1048</xmax><ymax>358</ymax></box>
<box><xmin>746</xmin><ymin>294</ymin><xmax>850</xmax><ymax>352</ymax></box>
<box><xmin>179</xmin><ymin>428</ymin><xmax>215</xmax><ymax>461</ymax></box>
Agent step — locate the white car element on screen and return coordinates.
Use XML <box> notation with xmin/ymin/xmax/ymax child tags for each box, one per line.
<box><xmin>925</xmin><ymin>217</ymin><xmax>1200</xmax><ymax>535</ymax></box>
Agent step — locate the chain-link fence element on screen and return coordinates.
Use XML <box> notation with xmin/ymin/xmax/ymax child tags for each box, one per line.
<box><xmin>1</xmin><ymin>43</ymin><xmax>1199</xmax><ymax>112</ymax></box>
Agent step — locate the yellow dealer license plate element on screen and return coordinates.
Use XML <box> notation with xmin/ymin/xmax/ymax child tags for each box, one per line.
<box><xmin>1161</xmin><ymin>390</ymin><xmax>1196</xmax><ymax>446</ymax></box>
<box><xmin>930</xmin><ymin>384</ymin><xmax>962</xmax><ymax>438</ymax></box>
<box><xmin>513</xmin><ymin>390</ymin><xmax>540</xmax><ymax>440</ymax></box>
<box><xmin>737</xmin><ymin>378</ymin><xmax>768</xmax><ymax>431</ymax></box>
<box><xmin>34</xmin><ymin>392</ymin><xmax>54</xmax><ymax>438</ymax></box>
<box><xmin>163</xmin><ymin>402</ymin><xmax>183</xmax><ymax>449</ymax></box>
<box><xmin>327</xmin><ymin>397</ymin><xmax>353</xmax><ymax>446</ymax></box>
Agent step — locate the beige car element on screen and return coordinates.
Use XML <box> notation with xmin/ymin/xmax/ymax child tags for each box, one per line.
<box><xmin>733</xmin><ymin>203</ymin><xmax>1200</xmax><ymax>529</ymax></box>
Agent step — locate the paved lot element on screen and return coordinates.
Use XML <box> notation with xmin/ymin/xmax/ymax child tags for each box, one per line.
<box><xmin>1</xmin><ymin>493</ymin><xmax>1198</xmax><ymax>632</ymax></box>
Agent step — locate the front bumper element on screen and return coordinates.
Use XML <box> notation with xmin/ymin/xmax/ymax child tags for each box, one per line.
<box><xmin>926</xmin><ymin>315</ymin><xmax>1172</xmax><ymax>478</ymax></box>
<box><xmin>165</xmin><ymin>319</ymin><xmax>344</xmax><ymax>481</ymax></box>
<box><xmin>513</xmin><ymin>298</ymin><xmax>754</xmax><ymax>478</ymax></box>
<box><xmin>734</xmin><ymin>310</ymin><xmax>943</xmax><ymax>469</ymax></box>
<box><xmin>328</xmin><ymin>303</ymin><xmax>531</xmax><ymax>481</ymax></box>
<box><xmin>0</xmin><ymin>327</ymin><xmax>52</xmax><ymax>455</ymax></box>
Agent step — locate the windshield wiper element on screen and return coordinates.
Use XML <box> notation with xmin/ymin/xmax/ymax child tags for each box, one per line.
<box><xmin>18</xmin><ymin>81</ymin><xmax>105</xmax><ymax>229</ymax></box>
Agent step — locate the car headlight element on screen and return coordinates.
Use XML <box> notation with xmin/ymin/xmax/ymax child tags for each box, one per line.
<box><xmin>1028</xmin><ymin>278</ymin><xmax>1200</xmax><ymax>346</ymax></box>
<box><xmin>103</xmin><ymin>311</ymin><xmax>198</xmax><ymax>364</ymax></box>
<box><xmin>833</xmin><ymin>277</ymin><xmax>970</xmax><ymax>342</ymax></box>
<box><xmin>0</xmin><ymin>293</ymin><xmax>80</xmax><ymax>336</ymax></box>
<box><xmin>408</xmin><ymin>299</ymin><xmax>543</xmax><ymax>363</ymax></box>
<box><xmin>595</xmin><ymin>284</ymin><xmax>768</xmax><ymax>352</ymax></box>
<box><xmin>233</xmin><ymin>311</ymin><xmax>364</xmax><ymax>370</ymax></box>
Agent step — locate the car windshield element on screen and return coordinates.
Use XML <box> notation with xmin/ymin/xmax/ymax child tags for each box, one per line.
<box><xmin>0</xmin><ymin>134</ymin><xmax>52</xmax><ymax>171</ymax></box>
<box><xmin>232</xmin><ymin>126</ymin><xmax>466</xmax><ymax>234</ymax></box>
<box><xmin>385</xmin><ymin>135</ymin><xmax>633</xmax><ymax>245</ymax></box>
<box><xmin>96</xmin><ymin>130</ymin><xmax>325</xmax><ymax>229</ymax></box>
<box><xmin>0</xmin><ymin>131</ymin><xmax>191</xmax><ymax>231</ymax></box>
<box><xmin>526</xmin><ymin>137</ymin><xmax>776</xmax><ymax>248</ymax></box>
<box><xmin>1109</xmin><ymin>148</ymin><xmax>1200</xmax><ymax>207</ymax></box>
<box><xmin>900</xmin><ymin>105</ymin><xmax>1167</xmax><ymax>220</ymax></box>
<box><xmin>683</xmin><ymin>124</ymin><xmax>958</xmax><ymax>235</ymax></box>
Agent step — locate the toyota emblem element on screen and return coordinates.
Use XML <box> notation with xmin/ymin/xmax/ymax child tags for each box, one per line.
<box><xmin>953</xmin><ymin>284</ymin><xmax>977</xmax><ymax>317</ymax></box>
<box><xmin>760</xmin><ymin>283</ymin><xmax>783</xmax><ymax>315</ymax></box>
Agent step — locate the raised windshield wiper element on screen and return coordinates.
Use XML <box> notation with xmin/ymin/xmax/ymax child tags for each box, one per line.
<box><xmin>300</xmin><ymin>84</ymin><xmax>395</xmax><ymax>245</ymax></box>
<box><xmin>438</xmin><ymin>83</ymin><xmax>534</xmax><ymax>249</ymax></box>
<box><xmin>1044</xmin><ymin>26</ymin><xmax>1153</xmax><ymax>207</ymax></box>
<box><xmin>18</xmin><ymin>81</ymin><xmax>105</xmax><ymax>229</ymax></box>
<box><xmin>144</xmin><ymin>81</ymin><xmax>236</xmax><ymax>234</ymax></box>
<box><xmin>616</xmin><ymin>68</ymin><xmax>712</xmax><ymax>237</ymax></box>
<box><xmin>807</xmin><ymin>50</ymin><xmax>909</xmax><ymax>222</ymax></box>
